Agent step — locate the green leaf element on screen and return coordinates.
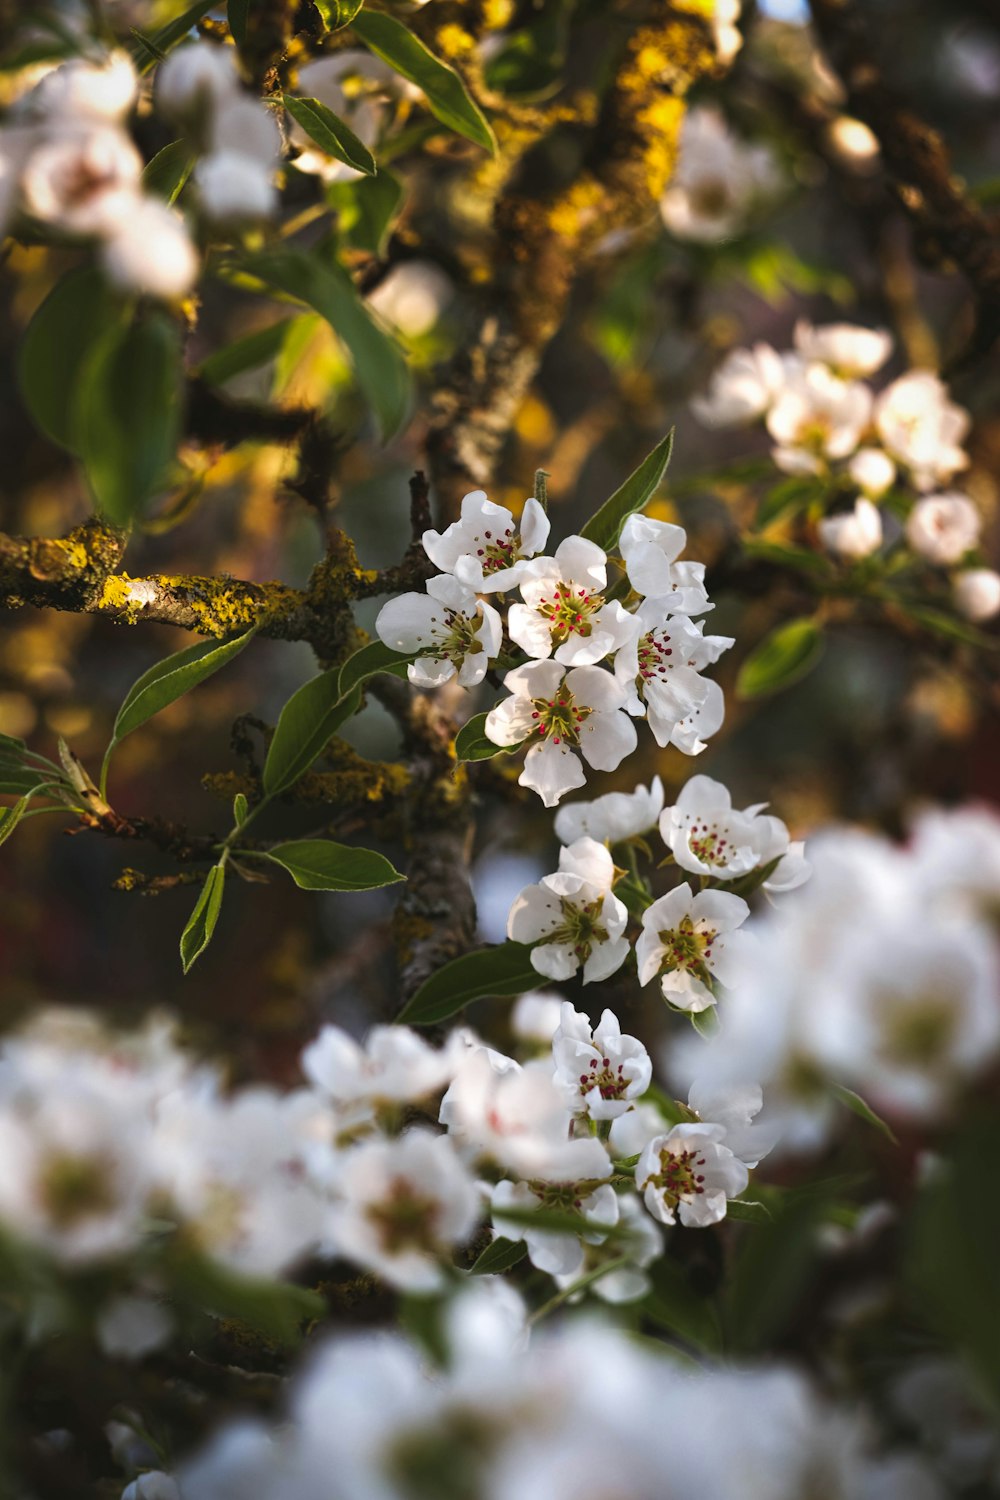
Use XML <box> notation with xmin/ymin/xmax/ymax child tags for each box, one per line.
<box><xmin>18</xmin><ymin>268</ymin><xmax>119</xmax><ymax>450</ymax></box>
<box><xmin>248</xmin><ymin>248</ymin><xmax>410</xmax><ymax>440</ymax></box>
<box><xmin>170</xmin><ymin>1246</ymin><xmax>323</xmax><ymax>1344</ymax></box>
<box><xmin>0</xmin><ymin>734</ymin><xmax>27</xmax><ymax>764</ymax></box>
<box><xmin>831</xmin><ymin>1084</ymin><xmax>899</xmax><ymax>1145</ymax></box>
<box><xmin>396</xmin><ymin>941</ymin><xmax>538</xmax><ymax>1025</ymax></box>
<box><xmin>196</xmin><ymin>317</ymin><xmax>297</xmax><ymax>387</ymax></box>
<box><xmin>337</xmin><ymin>639</ymin><xmax>412</xmax><ymax>698</ymax></box>
<box><xmin>736</xmin><ymin>617</ymin><xmax>825</xmax><ymax>700</ymax></box>
<box><xmin>141</xmin><ymin>139</ymin><xmax>196</xmax><ymax>203</ymax></box>
<box><xmin>75</xmin><ymin>313</ymin><xmax>184</xmax><ymax>527</ymax></box>
<box><xmin>904</xmin><ymin>604</ymin><xmax>1000</xmax><ymax>650</ymax></box>
<box><xmin>726</xmin><ymin>1199</ymin><xmax>774</xmax><ymax>1225</ymax></box>
<box><xmin>105</xmin><ymin>629</ymin><xmax>256</xmax><ymax>785</ymax></box>
<box><xmin>454</xmin><ymin>712</ymin><xmax>509</xmax><ymax>762</ymax></box>
<box><xmin>227</xmin><ymin>0</ymin><xmax>250</xmax><ymax>47</ymax></box>
<box><xmin>233</xmin><ymin>792</ymin><xmax>249</xmax><ymax>825</ymax></box>
<box><xmin>468</xmin><ymin>1237</ymin><xmax>528</xmax><ymax>1276</ymax></box>
<box><xmin>328</xmin><ymin>171</ymin><xmax>404</xmax><ymax>256</ymax></box>
<box><xmin>265</xmin><ymin>838</ymin><xmax>404</xmax><ymax>891</ymax></box>
<box><xmin>492</xmin><ymin>1204</ymin><xmax>590</xmax><ymax>1235</ymax></box>
<box><xmin>132</xmin><ymin>0</ymin><xmax>218</xmax><ymax>70</ymax></box>
<box><xmin>180</xmin><ymin>862</ymin><xmax>226</xmax><ymax>974</ymax></box>
<box><xmin>351</xmin><ymin>10</ymin><xmax>495</xmax><ymax>153</ymax></box>
<box><xmin>579</xmin><ymin>429</ymin><xmax>674</xmax><ymax>552</ymax></box>
<box><xmin>0</xmin><ymin>795</ymin><xmax>32</xmax><ymax>848</ymax></box>
<box><xmin>643</xmin><ymin>1257</ymin><xmax>722</xmax><ymax>1352</ymax></box>
<box><xmin>315</xmin><ymin>0</ymin><xmax>364</xmax><ymax>27</ymax></box>
<box><xmin>754</xmin><ymin>475</ymin><xmax>823</xmax><ymax>531</ymax></box>
<box><xmin>263</xmin><ymin>675</ymin><xmax>363</xmax><ymax>798</ymax></box>
<box><xmin>742</xmin><ymin>538</ymin><xmax>830</xmax><ymax>575</ymax></box>
<box><xmin>284</xmin><ymin>95</ymin><xmax>377</xmax><ymax>175</ymax></box>
<box><xmin>0</xmin><ymin>768</ymin><xmax>51</xmax><ymax>796</ymax></box>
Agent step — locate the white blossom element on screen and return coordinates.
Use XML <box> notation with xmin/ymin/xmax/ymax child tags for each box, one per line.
<box><xmin>21</xmin><ymin>125</ymin><xmax>141</xmax><ymax>234</ymax></box>
<box><xmin>686</xmin><ymin>1078</ymin><xmax>779</xmax><ymax>1167</ymax></box>
<box><xmin>326</xmin><ymin>1128</ymin><xmax>479</xmax><ymax>1291</ymax></box>
<box><xmin>423</xmin><ymin>489</ymin><xmax>550</xmax><ymax>593</ymax></box>
<box><xmin>508</xmin><ymin>536</ymin><xmax>634</xmax><ymax>666</ymax></box>
<box><xmin>121</xmin><ymin>1473</ymin><xmax>181</xmax><ymax>1500</ymax></box>
<box><xmin>660</xmin><ymin>106</ymin><xmax>780</xmax><ymax>242</ymax></box>
<box><xmin>102</xmin><ymin>197</ymin><xmax>199</xmax><ymax>299</ymax></box>
<box><xmin>553</xmin><ymin>776</ymin><xmax>664</xmax><ymax>846</ymax></box>
<box><xmin>660</xmin><ymin>774</ymin><xmax>809</xmax><ymax>890</ymax></box>
<box><xmin>24</xmin><ymin>51</ymin><xmax>138</xmax><ymax>124</ymax></box>
<box><xmin>376</xmin><ymin>574</ymin><xmax>502</xmax><ymax>687</ymax></box>
<box><xmin>636</xmin><ymin>1122</ymin><xmax>748</xmax><ymax>1226</ymax></box>
<box><xmin>485</xmin><ymin>659</ymin><xmax>637</xmax><ymax>806</ymax></box>
<box><xmin>953</xmin><ymin>567</ymin><xmax>1000</xmax><ymax>621</ymax></box>
<box><xmin>507</xmin><ymin>838</ymin><xmax>630</xmax><ymax>983</ymax></box>
<box><xmin>692</xmin><ymin>342</ymin><xmax>793</xmax><ymax>427</ymax></box>
<box><xmin>367</xmin><ymin>260</ymin><xmax>452</xmax><ymax>337</ymax></box>
<box><xmin>875</xmin><ymin>371</ymin><xmax>970</xmax><ymax>490</ymax></box>
<box><xmin>766</xmin><ymin>364</ymin><xmax>872</xmax><ymax>475</ymax></box>
<box><xmin>793</xmin><ymin>319</ymin><xmax>892</xmax><ymax>378</ymax></box>
<box><xmin>711</xmin><ymin>0</ymin><xmax>744</xmax><ymax>63</ymax></box>
<box><xmin>194</xmin><ymin>150</ymin><xmax>278</xmax><ymax>224</ymax></box>
<box><xmin>619</xmin><ymin>513</ymin><xmax>711</xmax><ymax>611</ymax></box>
<box><xmin>490</xmin><ymin>1177</ymin><xmax>618</xmax><ymax>1278</ymax></box>
<box><xmin>551</xmin><ymin>1002</ymin><xmax>652</xmax><ymax>1119</ymax></box>
<box><xmin>510</xmin><ymin>992</ymin><xmax>564</xmax><ymax>1043</ymax></box>
<box><xmin>552</xmin><ymin>1193</ymin><xmax>664</xmax><ymax>1303</ymax></box>
<box><xmin>905</xmin><ymin>492</ymin><xmax>981</xmax><ymax>565</ymax></box>
<box><xmin>96</xmin><ymin>1296</ymin><xmax>173</xmax><ymax>1361</ymax></box>
<box><xmin>301</xmin><ymin>1023</ymin><xmax>456</xmax><ymax>1132</ymax></box>
<box><xmin>155</xmin><ymin>42</ymin><xmax>239</xmax><ymax>121</ymax></box>
<box><xmin>818</xmin><ymin>497</ymin><xmax>883</xmax><ymax>559</ymax></box>
<box><xmin>615</xmin><ymin>603</ymin><xmax>733</xmax><ymax>751</ymax></box>
<box><xmin>637</xmin><ymin>882</ymin><xmax>750</xmax><ymax>1011</ymax></box>
<box><xmin>848</xmin><ymin>446</ymin><xmax>896</xmax><ymax>496</ymax></box>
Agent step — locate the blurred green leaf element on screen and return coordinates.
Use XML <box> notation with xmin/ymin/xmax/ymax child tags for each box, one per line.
<box><xmin>266</xmin><ymin>838</ymin><xmax>404</xmax><ymax>891</ymax></box>
<box><xmin>170</xmin><ymin>1246</ymin><xmax>323</xmax><ymax>1344</ymax></box>
<box><xmin>0</xmin><ymin>794</ymin><xmax>32</xmax><ymax>848</ymax></box>
<box><xmin>831</xmin><ymin>1084</ymin><xmax>899</xmax><ymax>1145</ymax></box>
<box><xmin>284</xmin><ymin>94</ymin><xmax>377</xmax><ymax>175</ymax></box>
<box><xmin>351</xmin><ymin>10</ymin><xmax>496</xmax><ymax>153</ymax></box>
<box><xmin>142</xmin><ymin>139</ymin><xmax>196</xmax><ymax>203</ymax></box>
<box><xmin>197</xmin><ymin>318</ymin><xmax>297</xmax><ymax>387</ymax></box>
<box><xmin>315</xmin><ymin>0</ymin><xmax>364</xmax><ymax>28</ymax></box>
<box><xmin>580</xmin><ymin>430</ymin><xmax>674</xmax><ymax>552</ymax></box>
<box><xmin>397</xmin><ymin>941</ymin><xmax>538</xmax><ymax>1025</ymax></box>
<box><xmin>263</xmin><ymin>675</ymin><xmax>363</xmax><ymax>798</ymax></box>
<box><xmin>742</xmin><ymin>538</ymin><xmax>830</xmax><ymax>574</ymax></box>
<box><xmin>754</xmin><ymin>475</ymin><xmax>824</xmax><ymax>531</ymax></box>
<box><xmin>228</xmin><ymin>0</ymin><xmax>249</xmax><ymax>47</ymax></box>
<box><xmin>469</xmin><ymin>1237</ymin><xmax>528</xmax><ymax>1275</ymax></box>
<box><xmin>737</xmin><ymin>617</ymin><xmax>825</xmax><ymax>700</ymax></box>
<box><xmin>724</xmin><ymin>1187</ymin><xmax>829</xmax><ymax>1352</ymax></box>
<box><xmin>643</xmin><ymin>1256</ymin><xmax>722</xmax><ymax>1352</ymax></box>
<box><xmin>492</xmin><ymin>1204</ymin><xmax>590</xmax><ymax>1235</ymax></box>
<box><xmin>329</xmin><ymin>171</ymin><xmax>404</xmax><ymax>256</ymax></box>
<box><xmin>132</xmin><ymin>1</ymin><xmax>218</xmax><ymax>70</ymax></box>
<box><xmin>726</xmin><ymin>1199</ymin><xmax>773</xmax><ymax>1225</ymax></box>
<box><xmin>180</xmin><ymin>862</ymin><xmax>226</xmax><ymax>974</ymax></box>
<box><xmin>903</xmin><ymin>604</ymin><xmax>1000</xmax><ymax>650</ymax></box>
<box><xmin>18</xmin><ymin>268</ymin><xmax>119</xmax><ymax>450</ymax></box>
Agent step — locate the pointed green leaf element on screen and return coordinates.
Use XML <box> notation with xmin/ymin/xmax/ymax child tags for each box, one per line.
<box><xmin>328</xmin><ymin>170</ymin><xmax>403</xmax><ymax>256</ymax></box>
<box><xmin>469</xmin><ymin>1236</ymin><xmax>528</xmax><ymax>1276</ymax></box>
<box><xmin>141</xmin><ymin>139</ymin><xmax>196</xmax><ymax>203</ymax></box>
<box><xmin>0</xmin><ymin>734</ymin><xmax>27</xmax><ymax>764</ymax></box>
<box><xmin>736</xmin><ymin>616</ymin><xmax>825</xmax><ymax>700</ymax></box>
<box><xmin>233</xmin><ymin>792</ymin><xmax>249</xmax><ymax>826</ymax></box>
<box><xmin>337</xmin><ymin>639</ymin><xmax>412</xmax><ymax>698</ymax></box>
<box><xmin>454</xmin><ymin>712</ymin><xmax>510</xmax><ymax>762</ymax></box>
<box><xmin>180</xmin><ymin>862</ymin><xmax>226</xmax><ymax>973</ymax></box>
<box><xmin>351</xmin><ymin>10</ymin><xmax>495</xmax><ymax>153</ymax></box>
<box><xmin>396</xmin><ymin>941</ymin><xmax>538</xmax><ymax>1025</ymax></box>
<box><xmin>169</xmin><ymin>1245</ymin><xmax>323</xmax><ymax>1343</ymax></box>
<box><xmin>18</xmin><ymin>268</ymin><xmax>119</xmax><ymax>450</ymax></box>
<box><xmin>266</xmin><ymin>838</ymin><xmax>404</xmax><ymax>891</ymax></box>
<box><xmin>196</xmin><ymin>317</ymin><xmax>297</xmax><ymax>387</ymax></box>
<box><xmin>579</xmin><ymin>429</ymin><xmax>674</xmax><ymax>552</ymax></box>
<box><xmin>284</xmin><ymin>95</ymin><xmax>377</xmax><ymax>175</ymax></box>
<box><xmin>0</xmin><ymin>769</ymin><xmax>50</xmax><ymax>796</ymax></box>
<box><xmin>831</xmin><ymin>1084</ymin><xmax>899</xmax><ymax>1145</ymax></box>
<box><xmin>315</xmin><ymin>0</ymin><xmax>364</xmax><ymax>28</ymax></box>
<box><xmin>491</xmin><ymin>1204</ymin><xmax>590</xmax><ymax>1235</ymax></box>
<box><xmin>131</xmin><ymin>1</ymin><xmax>218</xmax><ymax>70</ymax></box>
<box><xmin>263</xmin><ymin>676</ymin><xmax>363</xmax><ymax>798</ymax></box>
<box><xmin>0</xmin><ymin>795</ymin><xmax>32</xmax><ymax>848</ymax></box>
<box><xmin>248</xmin><ymin>248</ymin><xmax>410</xmax><ymax>439</ymax></box>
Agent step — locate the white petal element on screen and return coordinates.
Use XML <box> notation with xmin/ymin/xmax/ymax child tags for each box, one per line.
<box><xmin>520</xmin><ymin>740</ymin><xmax>586</xmax><ymax>807</ymax></box>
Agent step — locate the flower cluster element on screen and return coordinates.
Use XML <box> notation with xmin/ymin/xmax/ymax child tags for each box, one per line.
<box><xmin>693</xmin><ymin>321</ymin><xmax>999</xmax><ymax>619</ymax></box>
<box><xmin>377</xmin><ymin>493</ymin><xmax>734</xmax><ymax>805</ymax></box>
<box><xmin>671</xmin><ymin>804</ymin><xmax>1000</xmax><ymax>1151</ymax></box>
<box><xmin>0</xmin><ymin>50</ymin><xmax>197</xmax><ymax>299</ymax></box>
<box><xmin>509</xmin><ymin>775</ymin><xmax>809</xmax><ymax>1011</ymax></box>
<box><xmin>659</xmin><ymin>105</ymin><xmax>781</xmax><ymax>243</ymax></box>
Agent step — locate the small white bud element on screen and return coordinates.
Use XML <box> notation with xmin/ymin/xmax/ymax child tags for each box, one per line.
<box><xmin>817</xmin><ymin>498</ymin><xmax>883</xmax><ymax>560</ymax></box>
<box><xmin>101</xmin><ymin>198</ymin><xmax>199</xmax><ymax>300</ymax></box>
<box><xmin>847</xmin><ymin>446</ymin><xmax>896</xmax><ymax>497</ymax></box>
<box><xmin>194</xmin><ymin>151</ymin><xmax>278</xmax><ymax>224</ymax></box>
<box><xmin>953</xmin><ymin>568</ymin><xmax>1000</xmax><ymax>623</ymax></box>
<box><xmin>156</xmin><ymin>42</ymin><xmax>238</xmax><ymax>122</ymax></box>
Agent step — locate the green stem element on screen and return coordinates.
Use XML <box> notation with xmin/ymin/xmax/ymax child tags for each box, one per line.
<box><xmin>528</xmin><ymin>1255</ymin><xmax>630</xmax><ymax>1325</ymax></box>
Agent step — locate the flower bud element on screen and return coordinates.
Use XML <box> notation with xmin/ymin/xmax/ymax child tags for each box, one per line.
<box><xmin>953</xmin><ymin>568</ymin><xmax>1000</xmax><ymax>622</ymax></box>
<box><xmin>102</xmin><ymin>198</ymin><xmax>198</xmax><ymax>300</ymax></box>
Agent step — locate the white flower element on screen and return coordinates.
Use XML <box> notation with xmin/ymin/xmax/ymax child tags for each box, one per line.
<box><xmin>552</xmin><ymin>1193</ymin><xmax>664</xmax><ymax>1303</ymax></box>
<box><xmin>194</xmin><ymin>150</ymin><xmax>277</xmax><ymax>224</ymax></box>
<box><xmin>102</xmin><ymin>198</ymin><xmax>198</xmax><ymax>299</ymax></box>
<box><xmin>511</xmin><ymin>992</ymin><xmax>564</xmax><ymax>1043</ymax></box>
<box><xmin>490</xmin><ymin>1178</ymin><xmax>618</xmax><ymax>1278</ymax></box>
<box><xmin>156</xmin><ymin>41</ymin><xmax>239</xmax><ymax>121</ymax></box>
<box><xmin>551</xmin><ymin>1002</ymin><xmax>652</xmax><ymax>1119</ymax></box>
<box><xmin>686</xmin><ymin>1079</ymin><xmax>778</xmax><ymax>1167</ymax></box>
<box><xmin>290</xmin><ymin>50</ymin><xmax>396</xmax><ymax>181</ymax></box>
<box><xmin>692</xmin><ymin>342</ymin><xmax>792</xmax><ymax>427</ymax></box>
<box><xmin>21</xmin><ymin>125</ymin><xmax>141</xmax><ymax>234</ymax></box>
<box><xmin>766</xmin><ymin>364</ymin><xmax>872</xmax><ymax>475</ymax></box>
<box><xmin>619</xmin><ymin>513</ymin><xmax>710</xmax><ymax>611</ymax></box>
<box><xmin>615</xmin><ymin>603</ymin><xmax>733</xmax><ymax>751</ymax></box>
<box><xmin>637</xmin><ymin>882</ymin><xmax>750</xmax><ymax>1011</ymax></box>
<box><xmin>636</xmin><ymin>1123</ymin><xmax>748</xmax><ymax>1226</ymax></box>
<box><xmin>793</xmin><ymin>320</ymin><xmax>892</xmax><ymax>378</ymax></box>
<box><xmin>96</xmin><ymin>1295</ymin><xmax>173</xmax><ymax>1361</ymax></box>
<box><xmin>660</xmin><ymin>773</ymin><xmax>808</xmax><ymax>889</ymax></box>
<box><xmin>818</xmin><ymin>497</ymin><xmax>883</xmax><ymax>559</ymax></box>
<box><xmin>659</xmin><ymin>106</ymin><xmax>780</xmax><ymax>242</ymax></box>
<box><xmin>301</xmin><ymin>1023</ymin><xmax>456</xmax><ymax>1132</ymax></box>
<box><xmin>121</xmin><ymin>1473</ymin><xmax>181</xmax><ymax>1500</ymax></box>
<box><xmin>905</xmin><ymin>493</ymin><xmax>981</xmax><ymax>565</ymax></box>
<box><xmin>507</xmin><ymin>838</ymin><xmax>630</xmax><ymax>984</ymax></box>
<box><xmin>440</xmin><ymin>1050</ymin><xmax>611</xmax><ymax>1181</ymax></box>
<box><xmin>25</xmin><ymin>51</ymin><xmax>138</xmax><ymax>124</ymax></box>
<box><xmin>909</xmin><ymin>803</ymin><xmax>1000</xmax><ymax>918</ymax></box>
<box><xmin>376</xmin><ymin>574</ymin><xmax>502</xmax><ymax>688</ymax></box>
<box><xmin>848</xmin><ymin>446</ymin><xmax>896</xmax><ymax>496</ymax></box>
<box><xmin>953</xmin><ymin>568</ymin><xmax>1000</xmax><ymax>622</ymax></box>
<box><xmin>509</xmin><ymin>536</ymin><xmax>634</xmax><ymax>666</ymax></box>
<box><xmin>208</xmin><ymin>94</ymin><xmax>283</xmax><ymax>165</ymax></box>
<box><xmin>554</xmin><ymin>776</ymin><xmax>664</xmax><ymax>846</ymax></box>
<box><xmin>875</xmin><ymin>371</ymin><xmax>970</xmax><ymax>490</ymax></box>
<box><xmin>423</xmin><ymin>489</ymin><xmax>550</xmax><ymax>593</ymax></box>
<box><xmin>485</xmin><ymin>659</ymin><xmax>637</xmax><ymax>807</ymax></box>
<box><xmin>327</xmin><ymin>1128</ymin><xmax>479</xmax><ymax>1291</ymax></box>
<box><xmin>712</xmin><ymin>0</ymin><xmax>744</xmax><ymax>63</ymax></box>
<box><xmin>367</xmin><ymin>261</ymin><xmax>452</xmax><ymax>337</ymax></box>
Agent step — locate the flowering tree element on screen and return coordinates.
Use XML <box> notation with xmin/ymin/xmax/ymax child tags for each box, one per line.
<box><xmin>0</xmin><ymin>1</ymin><xmax>999</xmax><ymax>1497</ymax></box>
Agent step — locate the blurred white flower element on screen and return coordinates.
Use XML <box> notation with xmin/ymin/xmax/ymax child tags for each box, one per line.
<box><xmin>848</xmin><ymin>446</ymin><xmax>896</xmax><ymax>496</ymax></box>
<box><xmin>767</xmin><ymin>364</ymin><xmax>872</xmax><ymax>475</ymax></box>
<box><xmin>511</xmin><ymin>991</ymin><xmax>564</xmax><ymax>1042</ymax></box>
<box><xmin>156</xmin><ymin>41</ymin><xmax>239</xmax><ymax>122</ymax></box>
<box><xmin>102</xmin><ymin>197</ymin><xmax>199</xmax><ymax>299</ymax></box>
<box><xmin>194</xmin><ymin>150</ymin><xmax>278</xmax><ymax>224</ymax></box>
<box><xmin>712</xmin><ymin>0</ymin><xmax>744</xmax><ymax>64</ymax></box>
<box><xmin>376</xmin><ymin>574</ymin><xmax>502</xmax><ymax>688</ymax></box>
<box><xmin>905</xmin><ymin>493</ymin><xmax>981</xmax><ymax>565</ymax></box>
<box><xmin>551</xmin><ymin>1002</ymin><xmax>652</xmax><ymax>1119</ymax></box>
<box><xmin>96</xmin><ymin>1295</ymin><xmax>173</xmax><ymax>1361</ymax></box>
<box><xmin>952</xmin><ymin>567</ymin><xmax>1000</xmax><ymax>622</ymax></box>
<box><xmin>875</xmin><ymin>371</ymin><xmax>970</xmax><ymax>490</ymax></box>
<box><xmin>301</xmin><ymin>1023</ymin><xmax>456</xmax><ymax>1132</ymax></box>
<box><xmin>554</xmin><ymin>776</ymin><xmax>664</xmax><ymax>846</ymax></box>
<box><xmin>367</xmin><ymin>261</ymin><xmax>452</xmax><ymax>337</ymax></box>
<box><xmin>693</xmin><ymin>342</ymin><xmax>793</xmax><ymax>427</ymax></box>
<box><xmin>21</xmin><ymin>125</ymin><xmax>141</xmax><ymax>233</ymax></box>
<box><xmin>24</xmin><ymin>51</ymin><xmax>138</xmax><ymax>124</ymax></box>
<box><xmin>490</xmin><ymin>1177</ymin><xmax>618</xmax><ymax>1277</ymax></box>
<box><xmin>794</xmin><ymin>320</ymin><xmax>892</xmax><ymax>378</ymax></box>
<box><xmin>507</xmin><ymin>838</ymin><xmax>630</xmax><ymax>983</ymax></box>
<box><xmin>121</xmin><ymin>1473</ymin><xmax>181</xmax><ymax>1500</ymax></box>
<box><xmin>423</xmin><ymin>489</ymin><xmax>550</xmax><ymax>593</ymax></box>
<box><xmin>818</xmin><ymin>497</ymin><xmax>883</xmax><ymax>560</ymax></box>
<box><xmin>637</xmin><ymin>882</ymin><xmax>750</xmax><ymax>1011</ymax></box>
<box><xmin>660</xmin><ymin>106</ymin><xmax>779</xmax><ymax>242</ymax></box>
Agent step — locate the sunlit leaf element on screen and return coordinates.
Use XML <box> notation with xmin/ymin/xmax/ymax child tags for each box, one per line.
<box><xmin>579</xmin><ymin>430</ymin><xmax>674</xmax><ymax>552</ymax></box>
<box><xmin>266</xmin><ymin>838</ymin><xmax>404</xmax><ymax>891</ymax></box>
<box><xmin>351</xmin><ymin>10</ymin><xmax>495</xmax><ymax>153</ymax></box>
<box><xmin>736</xmin><ymin>617</ymin><xmax>825</xmax><ymax>700</ymax></box>
<box><xmin>180</xmin><ymin>862</ymin><xmax>226</xmax><ymax>974</ymax></box>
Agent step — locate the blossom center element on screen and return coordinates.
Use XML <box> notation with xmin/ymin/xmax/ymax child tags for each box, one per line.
<box><xmin>637</xmin><ymin>632</ymin><xmax>675</xmax><ymax>681</ymax></box>
<box><xmin>684</xmin><ymin>820</ymin><xmax>731</xmax><ymax>868</ymax></box>
<box><xmin>530</xmin><ymin>690</ymin><xmax>592</xmax><ymax>746</ymax></box>
<box><xmin>644</xmin><ymin>1144</ymin><xmax>708</xmax><ymax>1208</ymax></box>
<box><xmin>40</xmin><ymin>1152</ymin><xmax>115</xmax><ymax>1228</ymax></box>
<box><xmin>536</xmin><ymin>586</ymin><xmax>603</xmax><ymax>647</ymax></box>
<box><xmin>366</xmin><ymin>1178</ymin><xmax>441</xmax><ymax>1254</ymax></box>
<box><xmin>657</xmin><ymin>916</ymin><xmax>716</xmax><ymax>982</ymax></box>
<box><xmin>578</xmin><ymin>1053</ymin><xmax>629</xmax><ymax>1101</ymax></box>
<box><xmin>434</xmin><ymin>607</ymin><xmax>481</xmax><ymax>663</ymax></box>
<box><xmin>548</xmin><ymin>896</ymin><xmax>608</xmax><ymax>963</ymax></box>
<box><xmin>472</xmin><ymin>526</ymin><xmax>518</xmax><ymax>576</ymax></box>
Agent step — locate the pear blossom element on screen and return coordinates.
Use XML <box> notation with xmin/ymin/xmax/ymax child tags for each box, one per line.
<box><xmin>490</xmin><ymin>1177</ymin><xmax>618</xmax><ymax>1277</ymax></box>
<box><xmin>367</xmin><ymin>260</ymin><xmax>452</xmax><ymax>337</ymax></box>
<box><xmin>423</xmin><ymin>489</ymin><xmax>550</xmax><ymax>593</ymax></box>
<box><xmin>96</xmin><ymin>1295</ymin><xmax>174</xmax><ymax>1361</ymax></box>
<box><xmin>20</xmin><ymin>124</ymin><xmax>142</xmax><ymax>234</ymax></box>
<box><xmin>511</xmin><ymin>991</ymin><xmax>564</xmax><ymax>1043</ymax></box>
<box><xmin>848</xmin><ymin>446</ymin><xmax>896</xmax><ymax>496</ymax></box>
<box><xmin>905</xmin><ymin>493</ymin><xmax>981</xmax><ymax>565</ymax></box>
<box><xmin>793</xmin><ymin>320</ymin><xmax>892</xmax><ymax>378</ymax></box>
<box><xmin>686</xmin><ymin>1079</ymin><xmax>779</xmax><ymax>1167</ymax></box>
<box><xmin>636</xmin><ymin>1122</ymin><xmax>748</xmax><ymax>1226</ymax></box>
<box><xmin>155</xmin><ymin>41</ymin><xmax>239</xmax><ymax>120</ymax></box>
<box><xmin>102</xmin><ymin>198</ymin><xmax>199</xmax><ymax>299</ymax></box>
<box><xmin>818</xmin><ymin>497</ymin><xmax>883</xmax><ymax>559</ymax></box>
<box><xmin>508</xmin><ymin>536</ymin><xmax>634</xmax><ymax>665</ymax></box>
<box><xmin>712</xmin><ymin>0</ymin><xmax>744</xmax><ymax>63</ymax></box>
<box><xmin>23</xmin><ymin>52</ymin><xmax>139</xmax><ymax>125</ymax></box>
<box><xmin>692</xmin><ymin>341</ymin><xmax>793</xmax><ymax>426</ymax></box>
<box><xmin>766</xmin><ymin>364</ymin><xmax>872</xmax><ymax>475</ymax></box>
<box><xmin>485</xmin><ymin>659</ymin><xmax>637</xmax><ymax>806</ymax></box>
<box><xmin>194</xmin><ymin>150</ymin><xmax>278</xmax><ymax>224</ymax></box>
<box><xmin>376</xmin><ymin>574</ymin><xmax>502</xmax><ymax>687</ymax></box>
<box><xmin>952</xmin><ymin>567</ymin><xmax>1000</xmax><ymax>621</ymax></box>
<box><xmin>122</xmin><ymin>1474</ymin><xmax>181</xmax><ymax>1500</ymax></box>
<box><xmin>619</xmin><ymin>513</ymin><xmax>712</xmax><ymax>612</ymax></box>
<box><xmin>551</xmin><ymin>1003</ymin><xmax>652</xmax><ymax>1119</ymax></box>
<box><xmin>326</xmin><ymin>1128</ymin><xmax>479</xmax><ymax>1291</ymax></box>
<box><xmin>875</xmin><ymin>371</ymin><xmax>970</xmax><ymax>490</ymax></box>
<box><xmin>551</xmin><ymin>1193</ymin><xmax>664</xmax><ymax>1303</ymax></box>
<box><xmin>301</xmin><ymin>1023</ymin><xmax>456</xmax><ymax>1131</ymax></box>
<box><xmin>909</xmin><ymin>803</ymin><xmax>1000</xmax><ymax>917</ymax></box>
<box><xmin>659</xmin><ymin>106</ymin><xmax>780</xmax><ymax>243</ymax></box>
<box><xmin>637</xmin><ymin>882</ymin><xmax>750</xmax><ymax>1011</ymax></box>
<box><xmin>208</xmin><ymin>94</ymin><xmax>283</xmax><ymax>165</ymax></box>
<box><xmin>507</xmin><ymin>838</ymin><xmax>629</xmax><ymax>984</ymax></box>
<box><xmin>660</xmin><ymin>774</ymin><xmax>809</xmax><ymax>890</ymax></box>
<box><xmin>553</xmin><ymin>776</ymin><xmax>664</xmax><ymax>846</ymax></box>
<box><xmin>615</xmin><ymin>603</ymin><xmax>733</xmax><ymax>750</ymax></box>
